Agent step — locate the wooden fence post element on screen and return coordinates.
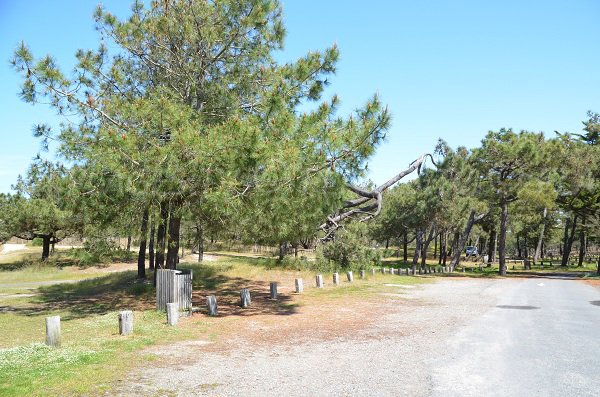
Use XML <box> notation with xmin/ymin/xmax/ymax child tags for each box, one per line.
<box><xmin>316</xmin><ymin>274</ymin><xmax>324</xmax><ymax>288</ymax></box>
<box><xmin>166</xmin><ymin>303</ymin><xmax>178</xmax><ymax>326</ymax></box>
<box><xmin>270</xmin><ymin>282</ymin><xmax>278</xmax><ymax>299</ymax></box>
<box><xmin>207</xmin><ymin>295</ymin><xmax>218</xmax><ymax>316</ymax></box>
<box><xmin>360</xmin><ymin>270</ymin><xmax>366</xmax><ymax>279</ymax></box>
<box><xmin>45</xmin><ymin>316</ymin><xmax>61</xmax><ymax>347</ymax></box>
<box><xmin>119</xmin><ymin>310</ymin><xmax>133</xmax><ymax>335</ymax></box>
<box><xmin>333</xmin><ymin>272</ymin><xmax>340</xmax><ymax>286</ymax></box>
<box><xmin>295</xmin><ymin>278</ymin><xmax>304</xmax><ymax>293</ymax></box>
<box><xmin>346</xmin><ymin>271</ymin><xmax>354</xmax><ymax>282</ymax></box>
<box><xmin>240</xmin><ymin>289</ymin><xmax>251</xmax><ymax>308</ymax></box>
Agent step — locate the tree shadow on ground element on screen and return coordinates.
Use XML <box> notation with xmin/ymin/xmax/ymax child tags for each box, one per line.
<box><xmin>2</xmin><ymin>263</ymin><xmax>298</xmax><ymax>320</ymax></box>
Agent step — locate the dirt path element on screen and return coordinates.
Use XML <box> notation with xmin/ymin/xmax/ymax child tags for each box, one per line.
<box><xmin>115</xmin><ymin>278</ymin><xmax>503</xmax><ymax>396</ymax></box>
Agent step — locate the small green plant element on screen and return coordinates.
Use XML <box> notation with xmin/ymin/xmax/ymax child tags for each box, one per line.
<box><xmin>317</xmin><ymin>222</ymin><xmax>381</xmax><ymax>271</ymax></box>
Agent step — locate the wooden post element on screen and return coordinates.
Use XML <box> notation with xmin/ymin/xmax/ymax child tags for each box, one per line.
<box><xmin>119</xmin><ymin>311</ymin><xmax>133</xmax><ymax>336</ymax></box>
<box><xmin>462</xmin><ymin>268</ymin><xmax>466</xmax><ymax>273</ymax></box>
<box><xmin>207</xmin><ymin>295</ymin><xmax>218</xmax><ymax>316</ymax></box>
<box><xmin>390</xmin><ymin>268</ymin><xmax>395</xmax><ymax>275</ymax></box>
<box><xmin>45</xmin><ymin>316</ymin><xmax>61</xmax><ymax>347</ymax></box>
<box><xmin>381</xmin><ymin>267</ymin><xmax>385</xmax><ymax>274</ymax></box>
<box><xmin>346</xmin><ymin>271</ymin><xmax>354</xmax><ymax>282</ymax></box>
<box><xmin>295</xmin><ymin>278</ymin><xmax>304</xmax><ymax>293</ymax></box>
<box><xmin>166</xmin><ymin>303</ymin><xmax>178</xmax><ymax>326</ymax></box>
<box><xmin>360</xmin><ymin>270</ymin><xmax>366</xmax><ymax>279</ymax></box>
<box><xmin>411</xmin><ymin>265</ymin><xmax>416</xmax><ymax>275</ymax></box>
<box><xmin>269</xmin><ymin>282</ymin><xmax>278</xmax><ymax>299</ymax></box>
<box><xmin>240</xmin><ymin>288</ymin><xmax>251</xmax><ymax>308</ymax></box>
<box><xmin>371</xmin><ymin>268</ymin><xmax>376</xmax><ymax>276</ymax></box>
<box><xmin>316</xmin><ymin>274</ymin><xmax>324</xmax><ymax>288</ymax></box>
<box><xmin>333</xmin><ymin>272</ymin><xmax>340</xmax><ymax>286</ymax></box>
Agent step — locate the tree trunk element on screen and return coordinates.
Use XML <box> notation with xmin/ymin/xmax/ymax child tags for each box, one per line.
<box><xmin>433</xmin><ymin>235</ymin><xmax>438</xmax><ymax>259</ymax></box>
<box><xmin>498</xmin><ymin>201</ymin><xmax>509</xmax><ymax>275</ymax></box>
<box><xmin>137</xmin><ymin>209</ymin><xmax>149</xmax><ymax>279</ymax></box>
<box><xmin>148</xmin><ymin>218</ymin><xmax>155</xmax><ymax>271</ymax></box>
<box><xmin>533</xmin><ymin>208</ymin><xmax>547</xmax><ymax>264</ymax></box>
<box><xmin>155</xmin><ymin>205</ymin><xmax>168</xmax><ymax>270</ymax></box>
<box><xmin>578</xmin><ymin>220</ymin><xmax>586</xmax><ymax>267</ymax></box>
<box><xmin>402</xmin><ymin>231</ymin><xmax>408</xmax><ymax>262</ymax></box>
<box><xmin>165</xmin><ymin>214</ymin><xmax>181</xmax><ymax>270</ymax></box>
<box><xmin>278</xmin><ymin>242</ymin><xmax>285</xmax><ymax>261</ymax></box>
<box><xmin>561</xmin><ymin>215</ymin><xmax>578</xmax><ymax>266</ymax></box>
<box><xmin>450</xmin><ymin>210</ymin><xmax>478</xmax><ymax>270</ymax></box>
<box><xmin>421</xmin><ymin>226</ymin><xmax>436</xmax><ymax>266</ymax></box>
<box><xmin>197</xmin><ymin>225</ymin><xmax>204</xmax><ymax>262</ymax></box>
<box><xmin>41</xmin><ymin>235</ymin><xmax>51</xmax><ymax>261</ymax></box>
<box><xmin>126</xmin><ymin>235</ymin><xmax>132</xmax><ymax>252</ymax></box>
<box><xmin>412</xmin><ymin>230</ymin><xmax>422</xmax><ymax>265</ymax></box>
<box><xmin>516</xmin><ymin>234</ymin><xmax>522</xmax><ymax>259</ymax></box>
<box><xmin>442</xmin><ymin>231</ymin><xmax>448</xmax><ymax>265</ymax></box>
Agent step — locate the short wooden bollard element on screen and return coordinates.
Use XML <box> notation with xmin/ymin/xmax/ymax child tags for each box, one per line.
<box><xmin>360</xmin><ymin>270</ymin><xmax>366</xmax><ymax>279</ymax></box>
<box><xmin>462</xmin><ymin>268</ymin><xmax>466</xmax><ymax>273</ymax></box>
<box><xmin>411</xmin><ymin>265</ymin><xmax>416</xmax><ymax>275</ymax></box>
<box><xmin>45</xmin><ymin>315</ymin><xmax>61</xmax><ymax>347</ymax></box>
<box><xmin>270</xmin><ymin>282</ymin><xmax>278</xmax><ymax>299</ymax></box>
<box><xmin>207</xmin><ymin>295</ymin><xmax>218</xmax><ymax>316</ymax></box>
<box><xmin>240</xmin><ymin>288</ymin><xmax>251</xmax><ymax>308</ymax></box>
<box><xmin>333</xmin><ymin>272</ymin><xmax>340</xmax><ymax>286</ymax></box>
<box><xmin>371</xmin><ymin>268</ymin><xmax>376</xmax><ymax>276</ymax></box>
<box><xmin>316</xmin><ymin>274</ymin><xmax>324</xmax><ymax>288</ymax></box>
<box><xmin>381</xmin><ymin>267</ymin><xmax>385</xmax><ymax>274</ymax></box>
<box><xmin>347</xmin><ymin>271</ymin><xmax>354</xmax><ymax>282</ymax></box>
<box><xmin>295</xmin><ymin>278</ymin><xmax>304</xmax><ymax>293</ymax></box>
<box><xmin>418</xmin><ymin>267</ymin><xmax>423</xmax><ymax>275</ymax></box>
<box><xmin>119</xmin><ymin>310</ymin><xmax>133</xmax><ymax>336</ymax></box>
<box><xmin>166</xmin><ymin>303</ymin><xmax>178</xmax><ymax>326</ymax></box>
<box><xmin>390</xmin><ymin>268</ymin><xmax>395</xmax><ymax>275</ymax></box>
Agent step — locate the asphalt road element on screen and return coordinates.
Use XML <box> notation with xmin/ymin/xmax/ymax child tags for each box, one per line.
<box><xmin>431</xmin><ymin>278</ymin><xmax>600</xmax><ymax>397</ymax></box>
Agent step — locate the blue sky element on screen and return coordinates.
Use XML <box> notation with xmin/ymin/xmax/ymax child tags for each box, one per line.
<box><xmin>1</xmin><ymin>0</ymin><xmax>599</xmax><ymax>193</ymax></box>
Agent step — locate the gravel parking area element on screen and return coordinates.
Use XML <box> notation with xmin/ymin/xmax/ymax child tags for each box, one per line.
<box><xmin>116</xmin><ymin>278</ymin><xmax>503</xmax><ymax>396</ymax></box>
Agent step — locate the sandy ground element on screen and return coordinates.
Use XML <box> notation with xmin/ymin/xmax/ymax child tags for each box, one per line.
<box><xmin>0</xmin><ymin>244</ymin><xmax>26</xmax><ymax>254</ymax></box>
<box><xmin>114</xmin><ymin>278</ymin><xmax>503</xmax><ymax>397</ymax></box>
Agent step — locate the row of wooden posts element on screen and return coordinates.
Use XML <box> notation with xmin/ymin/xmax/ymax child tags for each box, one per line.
<box><xmin>200</xmin><ymin>265</ymin><xmax>457</xmax><ymax>317</ymax></box>
<box><xmin>44</xmin><ymin>265</ymin><xmax>463</xmax><ymax>346</ymax></box>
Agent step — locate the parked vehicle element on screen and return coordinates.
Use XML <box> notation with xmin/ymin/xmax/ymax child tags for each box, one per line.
<box><xmin>465</xmin><ymin>246</ymin><xmax>478</xmax><ymax>256</ymax></box>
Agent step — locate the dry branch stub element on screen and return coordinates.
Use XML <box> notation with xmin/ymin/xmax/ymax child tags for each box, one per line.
<box><xmin>347</xmin><ymin>271</ymin><xmax>354</xmax><ymax>282</ymax></box>
<box><xmin>316</xmin><ymin>274</ymin><xmax>324</xmax><ymax>288</ymax></box>
<box><xmin>333</xmin><ymin>272</ymin><xmax>340</xmax><ymax>286</ymax></box>
<box><xmin>166</xmin><ymin>303</ymin><xmax>179</xmax><ymax>326</ymax></box>
<box><xmin>119</xmin><ymin>310</ymin><xmax>133</xmax><ymax>336</ymax></box>
<box><xmin>240</xmin><ymin>288</ymin><xmax>251</xmax><ymax>308</ymax></box>
<box><xmin>45</xmin><ymin>316</ymin><xmax>61</xmax><ymax>347</ymax></box>
<box><xmin>269</xmin><ymin>282</ymin><xmax>278</xmax><ymax>299</ymax></box>
<box><xmin>295</xmin><ymin>278</ymin><xmax>304</xmax><ymax>293</ymax></box>
<box><xmin>207</xmin><ymin>295</ymin><xmax>218</xmax><ymax>316</ymax></box>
